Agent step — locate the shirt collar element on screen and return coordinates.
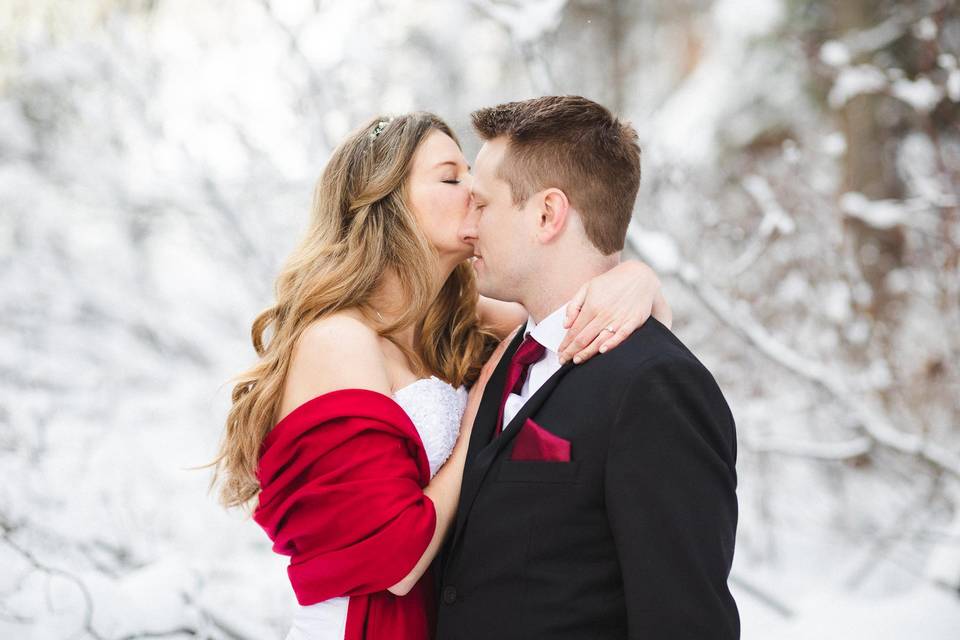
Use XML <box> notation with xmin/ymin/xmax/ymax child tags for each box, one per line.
<box><xmin>523</xmin><ymin>303</ymin><xmax>568</xmax><ymax>354</ymax></box>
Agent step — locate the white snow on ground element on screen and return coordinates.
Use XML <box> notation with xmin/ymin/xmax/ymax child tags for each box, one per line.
<box><xmin>740</xmin><ymin>583</ymin><xmax>960</xmax><ymax>640</ymax></box>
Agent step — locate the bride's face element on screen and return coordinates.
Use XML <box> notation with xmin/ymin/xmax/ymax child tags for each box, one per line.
<box><xmin>406</xmin><ymin>130</ymin><xmax>475</xmax><ymax>265</ymax></box>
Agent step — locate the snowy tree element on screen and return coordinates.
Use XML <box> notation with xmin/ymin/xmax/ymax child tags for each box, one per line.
<box><xmin>1</xmin><ymin>0</ymin><xmax>957</xmax><ymax>637</ymax></box>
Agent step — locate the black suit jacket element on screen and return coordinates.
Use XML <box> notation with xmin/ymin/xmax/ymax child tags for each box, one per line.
<box><xmin>435</xmin><ymin>317</ymin><xmax>739</xmax><ymax>639</ymax></box>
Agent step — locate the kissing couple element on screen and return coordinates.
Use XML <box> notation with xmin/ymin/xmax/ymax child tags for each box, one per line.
<box><xmin>212</xmin><ymin>95</ymin><xmax>740</xmax><ymax>639</ymax></box>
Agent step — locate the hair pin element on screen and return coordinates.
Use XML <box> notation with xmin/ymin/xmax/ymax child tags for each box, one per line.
<box><xmin>370</xmin><ymin>119</ymin><xmax>392</xmax><ymax>140</ymax></box>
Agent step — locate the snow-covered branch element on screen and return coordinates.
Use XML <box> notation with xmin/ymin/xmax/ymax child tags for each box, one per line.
<box><xmin>469</xmin><ymin>0</ymin><xmax>567</xmax><ymax>92</ymax></box>
<box><xmin>744</xmin><ymin>435</ymin><xmax>873</xmax><ymax>461</ymax></box>
<box><xmin>1</xmin><ymin>526</ymin><xmax>102</xmax><ymax>640</ymax></box>
<box><xmin>627</xmin><ymin>225</ymin><xmax>960</xmax><ymax>478</ymax></box>
<box><xmin>725</xmin><ymin>175</ymin><xmax>796</xmax><ymax>278</ymax></box>
<box><xmin>468</xmin><ymin>0</ymin><xmax>568</xmax><ymax>43</ymax></box>
<box><xmin>819</xmin><ymin>1</ymin><xmax>949</xmax><ymax>66</ymax></box>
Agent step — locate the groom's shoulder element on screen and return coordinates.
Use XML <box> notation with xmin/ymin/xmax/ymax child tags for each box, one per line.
<box><xmin>586</xmin><ymin>317</ymin><xmax>728</xmax><ymax>402</ymax></box>
<box><xmin>602</xmin><ymin>316</ymin><xmax>702</xmax><ymax>374</ymax></box>
<box><xmin>592</xmin><ymin>318</ymin><xmax>735</xmax><ymax>431</ymax></box>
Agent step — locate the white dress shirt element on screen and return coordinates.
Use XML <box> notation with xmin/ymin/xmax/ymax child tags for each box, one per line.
<box><xmin>501</xmin><ymin>303</ymin><xmax>568</xmax><ymax>430</ymax></box>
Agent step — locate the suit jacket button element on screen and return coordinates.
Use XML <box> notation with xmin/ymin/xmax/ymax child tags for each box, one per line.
<box><xmin>442</xmin><ymin>585</ymin><xmax>457</xmax><ymax>604</ymax></box>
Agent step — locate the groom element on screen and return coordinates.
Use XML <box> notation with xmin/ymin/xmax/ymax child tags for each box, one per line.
<box><xmin>435</xmin><ymin>96</ymin><xmax>740</xmax><ymax>639</ymax></box>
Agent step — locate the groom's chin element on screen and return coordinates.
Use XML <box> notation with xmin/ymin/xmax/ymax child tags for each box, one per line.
<box><xmin>473</xmin><ymin>261</ymin><xmax>509</xmax><ymax>301</ymax></box>
<box><xmin>477</xmin><ymin>284</ymin><xmax>512</xmax><ymax>304</ymax></box>
<box><xmin>471</xmin><ymin>257</ymin><xmax>487</xmax><ymax>283</ymax></box>
<box><xmin>475</xmin><ymin>277</ymin><xmax>496</xmax><ymax>300</ymax></box>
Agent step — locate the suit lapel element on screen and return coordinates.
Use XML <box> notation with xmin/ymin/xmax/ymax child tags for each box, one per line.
<box><xmin>464</xmin><ymin>327</ymin><xmax>525</xmax><ymax>465</ymax></box>
<box><xmin>449</xmin><ymin>357</ymin><xmax>576</xmax><ymax>555</ymax></box>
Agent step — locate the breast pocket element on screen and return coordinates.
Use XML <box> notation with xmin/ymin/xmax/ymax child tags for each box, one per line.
<box><xmin>497</xmin><ymin>460</ymin><xmax>582</xmax><ymax>483</ymax></box>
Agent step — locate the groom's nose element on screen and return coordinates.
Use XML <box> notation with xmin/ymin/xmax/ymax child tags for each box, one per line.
<box><xmin>459</xmin><ymin>199</ymin><xmax>480</xmax><ymax>246</ymax></box>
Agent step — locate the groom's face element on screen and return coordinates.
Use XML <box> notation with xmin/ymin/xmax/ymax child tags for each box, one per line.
<box><xmin>459</xmin><ymin>137</ymin><xmax>534</xmax><ymax>303</ymax></box>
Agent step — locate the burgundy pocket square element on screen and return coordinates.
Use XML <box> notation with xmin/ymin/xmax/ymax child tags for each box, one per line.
<box><xmin>509</xmin><ymin>418</ymin><xmax>571</xmax><ymax>462</ymax></box>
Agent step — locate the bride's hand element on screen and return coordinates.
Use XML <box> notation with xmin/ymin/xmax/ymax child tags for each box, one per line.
<box><xmin>557</xmin><ymin>259</ymin><xmax>672</xmax><ymax>365</ymax></box>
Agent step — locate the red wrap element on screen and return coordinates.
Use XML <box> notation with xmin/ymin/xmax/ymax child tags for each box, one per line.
<box><xmin>254</xmin><ymin>388</ymin><xmax>438</xmax><ymax>640</ymax></box>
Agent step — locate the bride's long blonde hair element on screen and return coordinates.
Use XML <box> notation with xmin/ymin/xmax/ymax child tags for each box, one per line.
<box><xmin>210</xmin><ymin>113</ymin><xmax>499</xmax><ymax>508</ymax></box>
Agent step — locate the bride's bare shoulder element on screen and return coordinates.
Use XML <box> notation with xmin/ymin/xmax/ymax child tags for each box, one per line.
<box><xmin>279</xmin><ymin>311</ymin><xmax>392</xmax><ymax>416</ymax></box>
<box><xmin>297</xmin><ymin>309</ymin><xmax>380</xmax><ymax>351</ymax></box>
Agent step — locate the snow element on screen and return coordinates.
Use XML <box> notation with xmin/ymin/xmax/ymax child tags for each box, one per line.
<box><xmin>891</xmin><ymin>75</ymin><xmax>944</xmax><ymax>113</ymax></box>
<box><xmin>755</xmin><ymin>584</ymin><xmax>960</xmax><ymax>640</ymax></box>
<box><xmin>3</xmin><ymin>0</ymin><xmax>958</xmax><ymax>638</ymax></box>
<box><xmin>295</xmin><ymin>3</ymin><xmax>366</xmax><ymax>69</ymax></box>
<box><xmin>828</xmin><ymin>65</ymin><xmax>888</xmax><ymax>108</ymax></box>
<box><xmin>912</xmin><ymin>16</ymin><xmax>938</xmax><ymax>41</ymax></box>
<box><xmin>819</xmin><ymin>41</ymin><xmax>851</xmax><ymax>67</ymax></box>
<box><xmin>822</xmin><ymin>282</ymin><xmax>852</xmax><ymax>323</ymax></box>
<box><xmin>742</xmin><ymin>175</ymin><xmax>796</xmax><ymax>236</ymax></box>
<box><xmin>713</xmin><ymin>0</ymin><xmax>784</xmax><ymax>38</ymax></box>
<box><xmin>820</xmin><ymin>132</ymin><xmax>847</xmax><ymax>157</ymax></box>
<box><xmin>898</xmin><ymin>132</ymin><xmax>953</xmax><ymax>207</ymax></box>
<box><xmin>949</xmin><ymin>70</ymin><xmax>960</xmax><ymax>102</ymax></box>
<box><xmin>470</xmin><ymin>0</ymin><xmax>568</xmax><ymax>43</ymax></box>
<box><xmin>626</xmin><ymin>225</ymin><xmax>680</xmax><ymax>275</ymax></box>
<box><xmin>650</xmin><ymin>0</ymin><xmax>796</xmax><ymax>165</ymax></box>
<box><xmin>839</xmin><ymin>192</ymin><xmax>907</xmax><ymax>229</ymax></box>
<box><xmin>927</xmin><ymin>512</ymin><xmax>960</xmax><ymax>591</ymax></box>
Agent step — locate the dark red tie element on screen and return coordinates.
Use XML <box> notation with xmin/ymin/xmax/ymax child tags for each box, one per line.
<box><xmin>494</xmin><ymin>334</ymin><xmax>546</xmax><ymax>438</ymax></box>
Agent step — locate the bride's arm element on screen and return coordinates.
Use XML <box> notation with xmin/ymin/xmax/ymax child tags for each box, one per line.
<box><xmin>476</xmin><ymin>259</ymin><xmax>672</xmax><ymax>362</ymax></box>
<box><xmin>287</xmin><ymin>315</ymin><xmax>496</xmax><ymax>598</ymax></box>
<box><xmin>387</xmin><ymin>328</ymin><xmax>515</xmax><ymax>596</ymax></box>
<box><xmin>477</xmin><ymin>295</ymin><xmax>527</xmax><ymax>339</ymax></box>
<box><xmin>557</xmin><ymin>259</ymin><xmax>672</xmax><ymax>364</ymax></box>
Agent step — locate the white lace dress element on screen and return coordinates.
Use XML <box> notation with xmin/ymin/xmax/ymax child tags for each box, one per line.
<box><xmin>284</xmin><ymin>376</ymin><xmax>468</xmax><ymax>640</ymax></box>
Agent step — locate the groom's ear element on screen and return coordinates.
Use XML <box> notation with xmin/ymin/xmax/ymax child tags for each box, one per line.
<box><xmin>536</xmin><ymin>187</ymin><xmax>571</xmax><ymax>244</ymax></box>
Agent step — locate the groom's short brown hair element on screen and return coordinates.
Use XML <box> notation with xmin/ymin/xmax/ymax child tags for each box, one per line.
<box><xmin>471</xmin><ymin>95</ymin><xmax>641</xmax><ymax>255</ymax></box>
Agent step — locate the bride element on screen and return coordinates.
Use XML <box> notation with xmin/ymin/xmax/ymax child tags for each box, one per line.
<box><xmin>209</xmin><ymin>112</ymin><xmax>671</xmax><ymax>639</ymax></box>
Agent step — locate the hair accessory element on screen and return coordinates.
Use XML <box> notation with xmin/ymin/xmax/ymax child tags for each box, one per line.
<box><xmin>370</xmin><ymin>118</ymin><xmax>393</xmax><ymax>140</ymax></box>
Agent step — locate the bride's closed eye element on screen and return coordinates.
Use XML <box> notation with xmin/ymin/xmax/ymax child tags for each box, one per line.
<box><xmin>443</xmin><ymin>179</ymin><xmax>462</xmax><ymax>184</ymax></box>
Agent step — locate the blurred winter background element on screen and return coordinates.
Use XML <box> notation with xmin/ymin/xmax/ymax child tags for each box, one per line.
<box><xmin>1</xmin><ymin>0</ymin><xmax>958</xmax><ymax>637</ymax></box>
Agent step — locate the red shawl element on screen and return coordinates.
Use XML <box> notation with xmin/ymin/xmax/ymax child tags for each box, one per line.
<box><xmin>254</xmin><ymin>388</ymin><xmax>437</xmax><ymax>640</ymax></box>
